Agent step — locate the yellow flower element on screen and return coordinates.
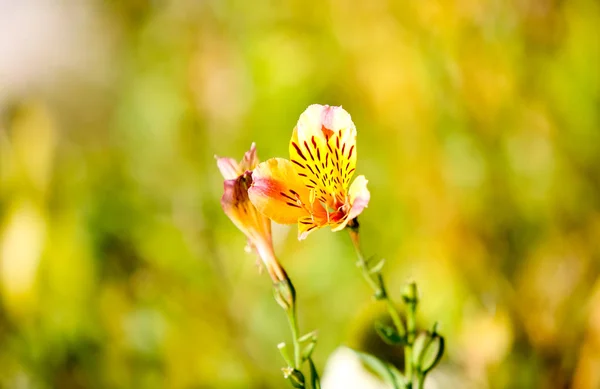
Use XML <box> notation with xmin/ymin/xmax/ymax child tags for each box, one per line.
<box><xmin>216</xmin><ymin>143</ymin><xmax>288</xmax><ymax>283</ymax></box>
<box><xmin>249</xmin><ymin>104</ymin><xmax>370</xmax><ymax>240</ymax></box>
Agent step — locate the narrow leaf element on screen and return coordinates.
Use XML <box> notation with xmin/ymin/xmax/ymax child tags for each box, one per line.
<box><xmin>309</xmin><ymin>357</ymin><xmax>321</xmax><ymax>389</ymax></box>
<box><xmin>368</xmin><ymin>258</ymin><xmax>386</xmax><ymax>274</ymax></box>
<box><xmin>351</xmin><ymin>349</ymin><xmax>406</xmax><ymax>389</ymax></box>
<box><xmin>375</xmin><ymin>321</ymin><xmax>404</xmax><ymax>345</ymax></box>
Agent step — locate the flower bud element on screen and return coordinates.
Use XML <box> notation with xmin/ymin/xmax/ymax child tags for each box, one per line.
<box><xmin>401</xmin><ymin>282</ymin><xmax>418</xmax><ymax>305</ymax></box>
<box><xmin>412</xmin><ymin>330</ymin><xmax>445</xmax><ymax>376</ymax></box>
<box><xmin>412</xmin><ymin>332</ymin><xmax>428</xmax><ymax>366</ymax></box>
<box><xmin>273</xmin><ymin>278</ymin><xmax>296</xmax><ymax>312</ymax></box>
<box><xmin>282</xmin><ymin>367</ymin><xmax>306</xmax><ymax>388</ymax></box>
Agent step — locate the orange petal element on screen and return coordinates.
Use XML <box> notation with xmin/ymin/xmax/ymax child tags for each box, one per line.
<box><xmin>221</xmin><ymin>172</ymin><xmax>272</xmax><ymax>242</ymax></box>
<box><xmin>249</xmin><ymin>158</ymin><xmax>311</xmax><ymax>224</ymax></box>
<box><xmin>331</xmin><ymin>175</ymin><xmax>370</xmax><ymax>232</ymax></box>
<box><xmin>296</xmin><ymin>199</ymin><xmax>332</xmax><ymax>240</ymax></box>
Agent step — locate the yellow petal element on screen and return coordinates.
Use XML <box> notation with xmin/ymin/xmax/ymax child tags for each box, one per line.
<box><xmin>291</xmin><ymin>105</ymin><xmax>357</xmax><ymax>200</ymax></box>
<box><xmin>289</xmin><ymin>127</ymin><xmax>338</xmax><ymax>206</ymax></box>
<box><xmin>331</xmin><ymin>175</ymin><xmax>370</xmax><ymax>232</ymax></box>
<box><xmin>297</xmin><ymin>215</ymin><xmax>319</xmax><ymax>240</ymax></box>
<box><xmin>249</xmin><ymin>158</ymin><xmax>311</xmax><ymax>224</ymax></box>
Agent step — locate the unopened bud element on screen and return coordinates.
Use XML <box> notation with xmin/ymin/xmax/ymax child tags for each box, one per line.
<box><xmin>282</xmin><ymin>367</ymin><xmax>305</xmax><ymax>388</ymax></box>
<box><xmin>412</xmin><ymin>332</ymin><xmax>428</xmax><ymax>366</ymax></box>
<box><xmin>401</xmin><ymin>282</ymin><xmax>418</xmax><ymax>305</ymax></box>
<box><xmin>413</xmin><ymin>330</ymin><xmax>445</xmax><ymax>376</ymax></box>
<box><xmin>273</xmin><ymin>279</ymin><xmax>296</xmax><ymax>311</ymax></box>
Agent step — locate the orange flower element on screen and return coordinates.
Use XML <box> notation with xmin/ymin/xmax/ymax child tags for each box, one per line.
<box><xmin>216</xmin><ymin>143</ymin><xmax>287</xmax><ymax>283</ymax></box>
<box><xmin>249</xmin><ymin>105</ymin><xmax>370</xmax><ymax>239</ymax></box>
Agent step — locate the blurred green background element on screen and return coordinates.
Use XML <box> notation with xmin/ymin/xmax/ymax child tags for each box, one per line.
<box><xmin>1</xmin><ymin>0</ymin><xmax>599</xmax><ymax>388</ymax></box>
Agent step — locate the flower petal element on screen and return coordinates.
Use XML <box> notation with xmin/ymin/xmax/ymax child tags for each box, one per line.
<box><xmin>238</xmin><ymin>142</ymin><xmax>259</xmax><ymax>172</ymax></box>
<box><xmin>347</xmin><ymin>175</ymin><xmax>370</xmax><ymax>218</ymax></box>
<box><xmin>221</xmin><ymin>172</ymin><xmax>272</xmax><ymax>241</ymax></box>
<box><xmin>331</xmin><ymin>175</ymin><xmax>370</xmax><ymax>232</ymax></box>
<box><xmin>291</xmin><ymin>105</ymin><xmax>357</xmax><ymax>199</ymax></box>
<box><xmin>297</xmin><ymin>215</ymin><xmax>320</xmax><ymax>240</ymax></box>
<box><xmin>249</xmin><ymin>158</ymin><xmax>312</xmax><ymax>224</ymax></box>
<box><xmin>296</xmin><ymin>104</ymin><xmax>354</xmax><ymax>143</ymax></box>
<box><xmin>289</xmin><ymin>127</ymin><xmax>338</xmax><ymax>206</ymax></box>
<box><xmin>216</xmin><ymin>143</ymin><xmax>258</xmax><ymax>179</ymax></box>
<box><xmin>216</xmin><ymin>157</ymin><xmax>240</xmax><ymax>180</ymax></box>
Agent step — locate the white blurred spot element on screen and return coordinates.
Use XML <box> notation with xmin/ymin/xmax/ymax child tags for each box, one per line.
<box><xmin>321</xmin><ymin>347</ymin><xmax>390</xmax><ymax>389</ymax></box>
<box><xmin>0</xmin><ymin>0</ymin><xmax>115</xmax><ymax>105</ymax></box>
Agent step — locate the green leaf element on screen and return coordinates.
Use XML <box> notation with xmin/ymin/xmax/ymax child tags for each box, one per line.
<box><xmin>368</xmin><ymin>258</ymin><xmax>386</xmax><ymax>274</ymax></box>
<box><xmin>374</xmin><ymin>321</ymin><xmax>405</xmax><ymax>345</ymax></box>
<box><xmin>278</xmin><ymin>342</ymin><xmax>294</xmax><ymax>367</ymax></box>
<box><xmin>302</xmin><ymin>341</ymin><xmax>316</xmax><ymax>361</ymax></box>
<box><xmin>351</xmin><ymin>349</ymin><xmax>406</xmax><ymax>389</ymax></box>
<box><xmin>298</xmin><ymin>331</ymin><xmax>318</xmax><ymax>343</ymax></box>
<box><xmin>308</xmin><ymin>357</ymin><xmax>321</xmax><ymax>389</ymax></box>
<box><xmin>374</xmin><ymin>274</ymin><xmax>388</xmax><ymax>300</ymax></box>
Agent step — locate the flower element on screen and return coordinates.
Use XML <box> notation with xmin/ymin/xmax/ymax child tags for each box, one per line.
<box><xmin>216</xmin><ymin>143</ymin><xmax>288</xmax><ymax>284</ymax></box>
<box><xmin>249</xmin><ymin>104</ymin><xmax>370</xmax><ymax>239</ymax></box>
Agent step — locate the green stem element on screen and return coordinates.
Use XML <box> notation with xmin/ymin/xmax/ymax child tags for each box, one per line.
<box><xmin>274</xmin><ymin>276</ymin><xmax>314</xmax><ymax>388</ymax></box>
<box><xmin>349</xmin><ymin>227</ymin><xmax>424</xmax><ymax>389</ymax></box>
<box><xmin>287</xmin><ymin>306</ymin><xmax>302</xmax><ymax>369</ymax></box>
<box><xmin>404</xmin><ymin>347</ymin><xmax>413</xmax><ymax>388</ymax></box>
<box><xmin>405</xmin><ymin>299</ymin><xmax>417</xmax><ymax>387</ymax></box>
<box><xmin>416</xmin><ymin>374</ymin><xmax>425</xmax><ymax>389</ymax></box>
<box><xmin>385</xmin><ymin>299</ymin><xmax>406</xmax><ymax>340</ymax></box>
<box><xmin>356</xmin><ymin>250</ymin><xmax>384</xmax><ymax>295</ymax></box>
<box><xmin>348</xmin><ymin>229</ymin><xmax>413</xmax><ymax>389</ymax></box>
<box><xmin>350</xmin><ymin>230</ymin><xmax>406</xmax><ymax>339</ymax></box>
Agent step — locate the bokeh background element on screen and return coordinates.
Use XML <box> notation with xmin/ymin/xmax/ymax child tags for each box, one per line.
<box><xmin>1</xmin><ymin>0</ymin><xmax>599</xmax><ymax>388</ymax></box>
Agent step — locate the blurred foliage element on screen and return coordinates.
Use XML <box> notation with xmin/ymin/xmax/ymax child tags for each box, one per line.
<box><xmin>0</xmin><ymin>0</ymin><xmax>599</xmax><ymax>388</ymax></box>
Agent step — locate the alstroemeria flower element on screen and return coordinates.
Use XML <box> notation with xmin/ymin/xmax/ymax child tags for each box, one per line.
<box><xmin>249</xmin><ymin>104</ymin><xmax>370</xmax><ymax>239</ymax></box>
<box><xmin>216</xmin><ymin>143</ymin><xmax>287</xmax><ymax>283</ymax></box>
